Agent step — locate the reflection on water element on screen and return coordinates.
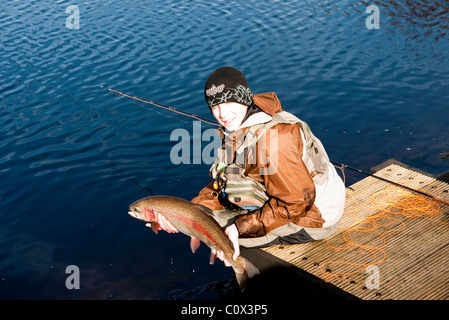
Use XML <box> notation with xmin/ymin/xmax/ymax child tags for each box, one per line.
<box><xmin>382</xmin><ymin>0</ymin><xmax>449</xmax><ymax>42</ymax></box>
<box><xmin>316</xmin><ymin>0</ymin><xmax>449</xmax><ymax>42</ymax></box>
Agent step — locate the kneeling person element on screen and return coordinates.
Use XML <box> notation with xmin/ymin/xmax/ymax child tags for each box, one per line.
<box><xmin>153</xmin><ymin>66</ymin><xmax>346</xmax><ymax>266</ymax></box>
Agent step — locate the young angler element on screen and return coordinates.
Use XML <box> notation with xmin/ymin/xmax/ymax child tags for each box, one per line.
<box><xmin>151</xmin><ymin>66</ymin><xmax>346</xmax><ymax>266</ymax></box>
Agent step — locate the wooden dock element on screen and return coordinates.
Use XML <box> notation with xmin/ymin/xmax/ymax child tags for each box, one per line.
<box><xmin>257</xmin><ymin>160</ymin><xmax>449</xmax><ymax>300</ymax></box>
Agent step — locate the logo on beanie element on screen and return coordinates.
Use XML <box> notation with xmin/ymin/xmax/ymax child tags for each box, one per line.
<box><xmin>206</xmin><ymin>84</ymin><xmax>225</xmax><ymax>97</ymax></box>
<box><xmin>206</xmin><ymin>84</ymin><xmax>253</xmax><ymax>109</ymax></box>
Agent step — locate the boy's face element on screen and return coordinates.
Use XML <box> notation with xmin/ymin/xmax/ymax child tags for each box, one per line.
<box><xmin>211</xmin><ymin>102</ymin><xmax>248</xmax><ymax>131</ymax></box>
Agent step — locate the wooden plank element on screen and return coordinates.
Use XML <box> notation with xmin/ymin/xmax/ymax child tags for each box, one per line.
<box><xmin>262</xmin><ymin>163</ymin><xmax>449</xmax><ymax>300</ymax></box>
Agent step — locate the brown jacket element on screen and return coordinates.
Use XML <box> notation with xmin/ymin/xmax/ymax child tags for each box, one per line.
<box><xmin>191</xmin><ymin>92</ymin><xmax>325</xmax><ymax>238</ymax></box>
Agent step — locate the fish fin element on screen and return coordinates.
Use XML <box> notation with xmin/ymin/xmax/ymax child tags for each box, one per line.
<box><xmin>209</xmin><ymin>249</ymin><xmax>217</xmax><ymax>265</ymax></box>
<box><xmin>234</xmin><ymin>257</ymin><xmax>260</xmax><ymax>292</ymax></box>
<box><xmin>151</xmin><ymin>222</ymin><xmax>160</xmax><ymax>234</ymax></box>
<box><xmin>190</xmin><ymin>237</ymin><xmax>201</xmax><ymax>253</ymax></box>
<box><xmin>195</xmin><ymin>203</ymin><xmax>213</xmax><ymax>216</ymax></box>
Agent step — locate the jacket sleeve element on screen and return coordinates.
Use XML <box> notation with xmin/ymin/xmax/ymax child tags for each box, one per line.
<box><xmin>191</xmin><ymin>179</ymin><xmax>225</xmax><ymax>211</ymax></box>
<box><xmin>233</xmin><ymin>123</ymin><xmax>325</xmax><ymax>238</ymax></box>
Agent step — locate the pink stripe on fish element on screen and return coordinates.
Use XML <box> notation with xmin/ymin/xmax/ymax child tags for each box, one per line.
<box><xmin>166</xmin><ymin>210</ymin><xmax>220</xmax><ymax>248</ymax></box>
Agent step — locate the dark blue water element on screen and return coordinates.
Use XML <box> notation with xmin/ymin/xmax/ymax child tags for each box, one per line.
<box><xmin>1</xmin><ymin>0</ymin><xmax>448</xmax><ymax>299</ymax></box>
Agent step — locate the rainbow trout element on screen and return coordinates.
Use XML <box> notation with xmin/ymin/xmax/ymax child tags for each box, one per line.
<box><xmin>128</xmin><ymin>195</ymin><xmax>259</xmax><ymax>291</ymax></box>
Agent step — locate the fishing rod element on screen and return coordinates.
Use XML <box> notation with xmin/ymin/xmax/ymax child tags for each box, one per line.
<box><xmin>108</xmin><ymin>88</ymin><xmax>220</xmax><ymax>126</ymax></box>
<box><xmin>330</xmin><ymin>160</ymin><xmax>449</xmax><ymax>206</ymax></box>
<box><xmin>107</xmin><ymin>88</ymin><xmax>449</xmax><ymax>207</ymax></box>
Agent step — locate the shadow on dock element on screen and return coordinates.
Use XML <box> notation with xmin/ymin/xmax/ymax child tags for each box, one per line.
<box><xmin>230</xmin><ymin>247</ymin><xmax>357</xmax><ymax>300</ymax></box>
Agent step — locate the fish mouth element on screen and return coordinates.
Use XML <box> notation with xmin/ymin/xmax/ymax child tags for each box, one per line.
<box><xmin>128</xmin><ymin>206</ymin><xmax>142</xmax><ymax>219</ymax></box>
<box><xmin>128</xmin><ymin>210</ymin><xmax>139</xmax><ymax>218</ymax></box>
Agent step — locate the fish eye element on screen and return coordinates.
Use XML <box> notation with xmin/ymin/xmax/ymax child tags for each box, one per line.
<box><xmin>134</xmin><ymin>207</ymin><xmax>141</xmax><ymax>213</ymax></box>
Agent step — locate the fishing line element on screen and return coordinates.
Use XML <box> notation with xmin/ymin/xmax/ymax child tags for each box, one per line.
<box><xmin>318</xmin><ymin>162</ymin><xmax>449</xmax><ymax>291</ymax></box>
<box><xmin>112</xmin><ymin>162</ymin><xmax>154</xmax><ymax>196</ymax></box>
<box><xmin>318</xmin><ymin>181</ymin><xmax>447</xmax><ymax>291</ymax></box>
<box><xmin>331</xmin><ymin>160</ymin><xmax>449</xmax><ymax>206</ymax></box>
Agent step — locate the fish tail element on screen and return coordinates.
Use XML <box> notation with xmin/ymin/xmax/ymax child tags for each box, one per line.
<box><xmin>235</xmin><ymin>257</ymin><xmax>260</xmax><ymax>291</ymax></box>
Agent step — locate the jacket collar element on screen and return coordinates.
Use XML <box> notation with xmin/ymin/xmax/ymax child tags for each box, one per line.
<box><xmin>220</xmin><ymin>91</ymin><xmax>281</xmax><ymax>136</ymax></box>
<box><xmin>222</xmin><ymin>111</ymin><xmax>272</xmax><ymax>136</ymax></box>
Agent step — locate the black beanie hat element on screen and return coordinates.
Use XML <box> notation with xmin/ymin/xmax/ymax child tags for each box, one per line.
<box><xmin>204</xmin><ymin>66</ymin><xmax>253</xmax><ymax>110</ymax></box>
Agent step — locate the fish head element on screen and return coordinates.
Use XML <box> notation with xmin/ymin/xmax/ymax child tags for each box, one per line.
<box><xmin>128</xmin><ymin>200</ymin><xmax>156</xmax><ymax>222</ymax></box>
